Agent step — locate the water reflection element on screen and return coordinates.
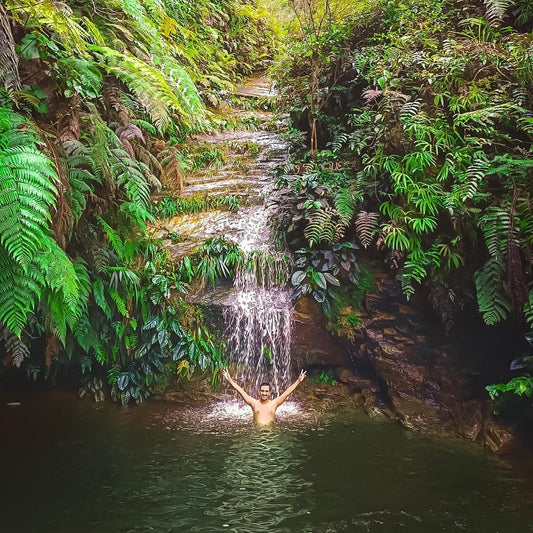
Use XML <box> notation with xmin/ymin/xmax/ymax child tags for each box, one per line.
<box><xmin>1</xmin><ymin>393</ymin><xmax>533</xmax><ymax>532</ymax></box>
<box><xmin>202</xmin><ymin>427</ymin><xmax>312</xmax><ymax>532</ymax></box>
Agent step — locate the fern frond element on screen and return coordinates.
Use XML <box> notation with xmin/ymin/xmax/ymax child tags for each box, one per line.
<box><xmin>478</xmin><ymin>207</ymin><xmax>512</xmax><ymax>257</ymax></box>
<box><xmin>98</xmin><ymin>216</ymin><xmax>125</xmax><ymax>260</ymax></box>
<box><xmin>335</xmin><ymin>189</ymin><xmax>358</xmax><ymax>225</ymax></box>
<box><xmin>115</xmin><ymin>123</ymin><xmax>145</xmax><ymax>159</ymax></box>
<box><xmin>6</xmin><ymin>0</ymin><xmax>91</xmax><ymax>54</ymax></box>
<box><xmin>72</xmin><ymin>260</ymin><xmax>91</xmax><ymax>321</ymax></box>
<box><xmin>36</xmin><ymin>237</ymin><xmax>80</xmax><ymax>309</ymax></box>
<box><xmin>63</xmin><ymin>140</ymin><xmax>98</xmax><ymax>225</ymax></box>
<box><xmin>103</xmin><ymin>83</ymin><xmax>131</xmax><ymax>125</ymax></box>
<box><xmin>90</xmin><ymin>46</ymin><xmax>204</xmax><ymax>131</ymax></box>
<box><xmin>0</xmin><ymin>109</ymin><xmax>58</xmax><ymax>267</ymax></box>
<box><xmin>109</xmin><ymin>287</ymin><xmax>129</xmax><ymax>318</ymax></box>
<box><xmin>484</xmin><ymin>0</ymin><xmax>513</xmax><ymax>27</ymax></box>
<box><xmin>305</xmin><ymin>208</ymin><xmax>346</xmax><ymax>246</ymax></box>
<box><xmin>71</xmin><ymin>309</ymin><xmax>104</xmax><ymax>360</ymax></box>
<box><xmin>458</xmin><ymin>155</ymin><xmax>490</xmax><ymax>201</ymax></box>
<box><xmin>156</xmin><ymin>143</ymin><xmax>183</xmax><ymax>194</ymax></box>
<box><xmin>111</xmin><ymin>147</ymin><xmax>152</xmax><ymax>211</ymax></box>
<box><xmin>0</xmin><ymin>252</ymin><xmax>42</xmax><ymax>336</ymax></box>
<box><xmin>399</xmin><ymin>99</ymin><xmax>423</xmax><ymax>122</ymax></box>
<box><xmin>159</xmin><ymin>56</ymin><xmax>205</xmax><ymax>119</ymax></box>
<box><xmin>92</xmin><ymin>246</ymin><xmax>112</xmax><ymax>274</ymax></box>
<box><xmin>1</xmin><ymin>327</ymin><xmax>30</xmax><ymax>367</ymax></box>
<box><xmin>355</xmin><ymin>211</ymin><xmax>379</xmax><ymax>248</ymax></box>
<box><xmin>475</xmin><ymin>256</ymin><xmax>511</xmax><ymax>324</ymax></box>
<box><xmin>93</xmin><ymin>277</ymin><xmax>112</xmax><ymax>319</ymax></box>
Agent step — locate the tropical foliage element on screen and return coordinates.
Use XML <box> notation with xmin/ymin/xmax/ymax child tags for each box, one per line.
<box><xmin>0</xmin><ymin>0</ymin><xmax>274</xmax><ymax>402</ymax></box>
<box><xmin>276</xmin><ymin>0</ymin><xmax>533</xmax><ymax>329</ymax></box>
<box><xmin>274</xmin><ymin>0</ymin><xmax>533</xmax><ymax>400</ymax></box>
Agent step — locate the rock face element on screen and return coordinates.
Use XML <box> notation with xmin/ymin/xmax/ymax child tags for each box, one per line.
<box><xmin>292</xmin><ymin>297</ymin><xmax>350</xmax><ymax>368</ymax></box>
<box><xmin>288</xmin><ymin>269</ymin><xmax>515</xmax><ymax>452</ymax></box>
<box><xmin>355</xmin><ymin>270</ymin><xmax>514</xmax><ymax>450</ymax></box>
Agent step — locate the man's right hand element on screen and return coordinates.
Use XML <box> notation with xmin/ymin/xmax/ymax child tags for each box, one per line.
<box><xmin>221</xmin><ymin>368</ymin><xmax>230</xmax><ymax>380</ymax></box>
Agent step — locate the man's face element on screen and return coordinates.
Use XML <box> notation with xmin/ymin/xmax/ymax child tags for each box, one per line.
<box><xmin>259</xmin><ymin>385</ymin><xmax>271</xmax><ymax>401</ymax></box>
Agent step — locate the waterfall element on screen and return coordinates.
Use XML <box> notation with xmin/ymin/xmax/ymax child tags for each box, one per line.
<box><xmin>152</xmin><ymin>76</ymin><xmax>293</xmax><ymax>398</ymax></box>
<box><xmin>223</xmin><ymin>206</ymin><xmax>293</xmax><ymax>397</ymax></box>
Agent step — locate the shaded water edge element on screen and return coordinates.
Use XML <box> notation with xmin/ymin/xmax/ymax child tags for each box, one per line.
<box><xmin>1</xmin><ymin>388</ymin><xmax>533</xmax><ymax>533</ymax></box>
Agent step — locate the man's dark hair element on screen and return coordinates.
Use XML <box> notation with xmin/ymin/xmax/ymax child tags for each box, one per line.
<box><xmin>259</xmin><ymin>381</ymin><xmax>271</xmax><ymax>389</ymax></box>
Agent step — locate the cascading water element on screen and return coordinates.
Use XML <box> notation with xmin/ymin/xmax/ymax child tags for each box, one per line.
<box><xmin>152</xmin><ymin>76</ymin><xmax>296</xmax><ymax>400</ymax></box>
<box><xmin>223</xmin><ymin>206</ymin><xmax>293</xmax><ymax>396</ymax></box>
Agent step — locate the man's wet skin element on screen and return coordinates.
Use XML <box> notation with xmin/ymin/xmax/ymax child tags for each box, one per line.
<box><xmin>222</xmin><ymin>369</ymin><xmax>307</xmax><ymax>424</ymax></box>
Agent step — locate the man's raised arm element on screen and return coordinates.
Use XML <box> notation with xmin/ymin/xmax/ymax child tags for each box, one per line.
<box><xmin>221</xmin><ymin>369</ymin><xmax>255</xmax><ymax>406</ymax></box>
<box><xmin>273</xmin><ymin>370</ymin><xmax>307</xmax><ymax>407</ymax></box>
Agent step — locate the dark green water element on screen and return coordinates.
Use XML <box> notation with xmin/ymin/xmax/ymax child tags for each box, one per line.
<box><xmin>1</xmin><ymin>390</ymin><xmax>533</xmax><ymax>533</ymax></box>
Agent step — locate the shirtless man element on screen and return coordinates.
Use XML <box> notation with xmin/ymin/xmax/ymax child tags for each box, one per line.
<box><xmin>221</xmin><ymin>369</ymin><xmax>307</xmax><ymax>425</ymax></box>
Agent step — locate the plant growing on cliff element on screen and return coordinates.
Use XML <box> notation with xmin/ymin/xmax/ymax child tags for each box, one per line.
<box><xmin>276</xmin><ymin>0</ymin><xmax>533</xmax><ymax>331</ymax></box>
<box><xmin>291</xmin><ymin>243</ymin><xmax>359</xmax><ymax>317</ymax></box>
<box><xmin>180</xmin><ymin>238</ymin><xmax>244</xmax><ymax>288</ymax></box>
<box><xmin>0</xmin><ymin>0</ymin><xmax>276</xmax><ymax>399</ymax></box>
<box><xmin>153</xmin><ymin>194</ymin><xmax>242</xmax><ymax>218</ymax></box>
<box><xmin>314</xmin><ymin>370</ymin><xmax>337</xmax><ymax>385</ymax></box>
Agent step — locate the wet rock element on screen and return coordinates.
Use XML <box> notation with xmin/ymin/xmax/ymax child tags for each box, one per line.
<box><xmin>452</xmin><ymin>400</ymin><xmax>483</xmax><ymax>441</ymax></box>
<box><xmin>292</xmin><ymin>297</ymin><xmax>352</xmax><ymax>368</ymax></box>
<box><xmin>364</xmin><ymin>405</ymin><xmax>387</xmax><ymax>418</ymax></box>
<box><xmin>482</xmin><ymin>420</ymin><xmax>514</xmax><ymax>452</ymax></box>
<box><xmin>351</xmin><ymin>392</ymin><xmax>365</xmax><ymax>407</ymax></box>
<box><xmin>352</xmin><ymin>263</ymin><xmax>516</xmax><ymax>448</ymax></box>
<box><xmin>334</xmin><ymin>367</ymin><xmax>358</xmax><ymax>384</ymax></box>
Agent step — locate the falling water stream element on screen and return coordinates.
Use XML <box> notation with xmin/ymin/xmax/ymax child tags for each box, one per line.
<box><xmin>222</xmin><ymin>199</ymin><xmax>293</xmax><ymax>395</ymax></box>
<box><xmin>154</xmin><ymin>80</ymin><xmax>294</xmax><ymax>396</ymax></box>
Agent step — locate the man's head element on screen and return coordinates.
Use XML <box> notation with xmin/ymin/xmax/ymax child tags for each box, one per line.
<box><xmin>259</xmin><ymin>381</ymin><xmax>271</xmax><ymax>401</ymax></box>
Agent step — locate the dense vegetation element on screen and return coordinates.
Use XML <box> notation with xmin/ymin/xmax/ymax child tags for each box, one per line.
<box><xmin>0</xmin><ymin>0</ymin><xmax>274</xmax><ymax>402</ymax></box>
<box><xmin>2</xmin><ymin>0</ymin><xmax>532</xmax><ymax>409</ymax></box>
<box><xmin>272</xmin><ymin>0</ymin><xmax>533</xmax><ymax>398</ymax></box>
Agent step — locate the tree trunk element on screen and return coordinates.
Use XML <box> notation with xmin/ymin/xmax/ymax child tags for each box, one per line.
<box><xmin>0</xmin><ymin>5</ymin><xmax>21</xmax><ymax>91</ymax></box>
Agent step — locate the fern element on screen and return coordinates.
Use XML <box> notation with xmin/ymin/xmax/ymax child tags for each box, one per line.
<box><xmin>484</xmin><ymin>0</ymin><xmax>513</xmax><ymax>27</ymax></box>
<box><xmin>355</xmin><ymin>211</ymin><xmax>379</xmax><ymax>249</ymax></box>
<box><xmin>0</xmin><ymin>109</ymin><xmax>58</xmax><ymax>268</ymax></box>
<box><xmin>475</xmin><ymin>257</ymin><xmax>511</xmax><ymax>324</ymax></box>
<box><xmin>98</xmin><ymin>217</ymin><xmax>125</xmax><ymax>261</ymax></box>
<box><xmin>381</xmin><ymin>223</ymin><xmax>413</xmax><ymax>251</ymax></box>
<box><xmin>305</xmin><ymin>208</ymin><xmax>346</xmax><ymax>246</ymax></box>
<box><xmin>479</xmin><ymin>207</ymin><xmax>512</xmax><ymax>257</ymax></box>
<box><xmin>84</xmin><ymin>112</ymin><xmax>158</xmax><ymax>220</ymax></box>
<box><xmin>111</xmin><ymin>147</ymin><xmax>152</xmax><ymax>210</ymax></box>
<box><xmin>115</xmin><ymin>123</ymin><xmax>145</xmax><ymax>158</ymax></box>
<box><xmin>335</xmin><ymin>188</ymin><xmax>358</xmax><ymax>225</ymax></box>
<box><xmin>109</xmin><ymin>287</ymin><xmax>129</xmax><ymax>318</ymax></box>
<box><xmin>3</xmin><ymin>236</ymin><xmax>83</xmax><ymax>343</ymax></box>
<box><xmin>6</xmin><ymin>0</ymin><xmax>92</xmax><ymax>53</ymax></box>
<box><xmin>90</xmin><ymin>46</ymin><xmax>204</xmax><ymax>131</ymax></box>
<box><xmin>399</xmin><ymin>99</ymin><xmax>423</xmax><ymax>123</ymax></box>
<box><xmin>157</xmin><ymin>144</ymin><xmax>183</xmax><ymax>195</ymax></box>
<box><xmin>55</xmin><ymin>57</ymin><xmax>103</xmax><ymax>99</ymax></box>
<box><xmin>1</xmin><ymin>327</ymin><xmax>30</xmax><ymax>367</ymax></box>
<box><xmin>63</xmin><ymin>140</ymin><xmax>98</xmax><ymax>224</ymax></box>
<box><xmin>159</xmin><ymin>56</ymin><xmax>205</xmax><ymax>119</ymax></box>
<box><xmin>93</xmin><ymin>277</ymin><xmax>112</xmax><ymax>319</ymax></box>
<box><xmin>0</xmin><ymin>254</ymin><xmax>41</xmax><ymax>336</ymax></box>
<box><xmin>458</xmin><ymin>154</ymin><xmax>490</xmax><ymax>201</ymax></box>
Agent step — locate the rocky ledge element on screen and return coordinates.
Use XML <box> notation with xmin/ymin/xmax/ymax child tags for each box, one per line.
<box><xmin>291</xmin><ymin>270</ymin><xmax>515</xmax><ymax>453</ymax></box>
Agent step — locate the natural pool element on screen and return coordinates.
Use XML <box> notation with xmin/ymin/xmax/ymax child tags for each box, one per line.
<box><xmin>1</xmin><ymin>390</ymin><xmax>533</xmax><ymax>532</ymax></box>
